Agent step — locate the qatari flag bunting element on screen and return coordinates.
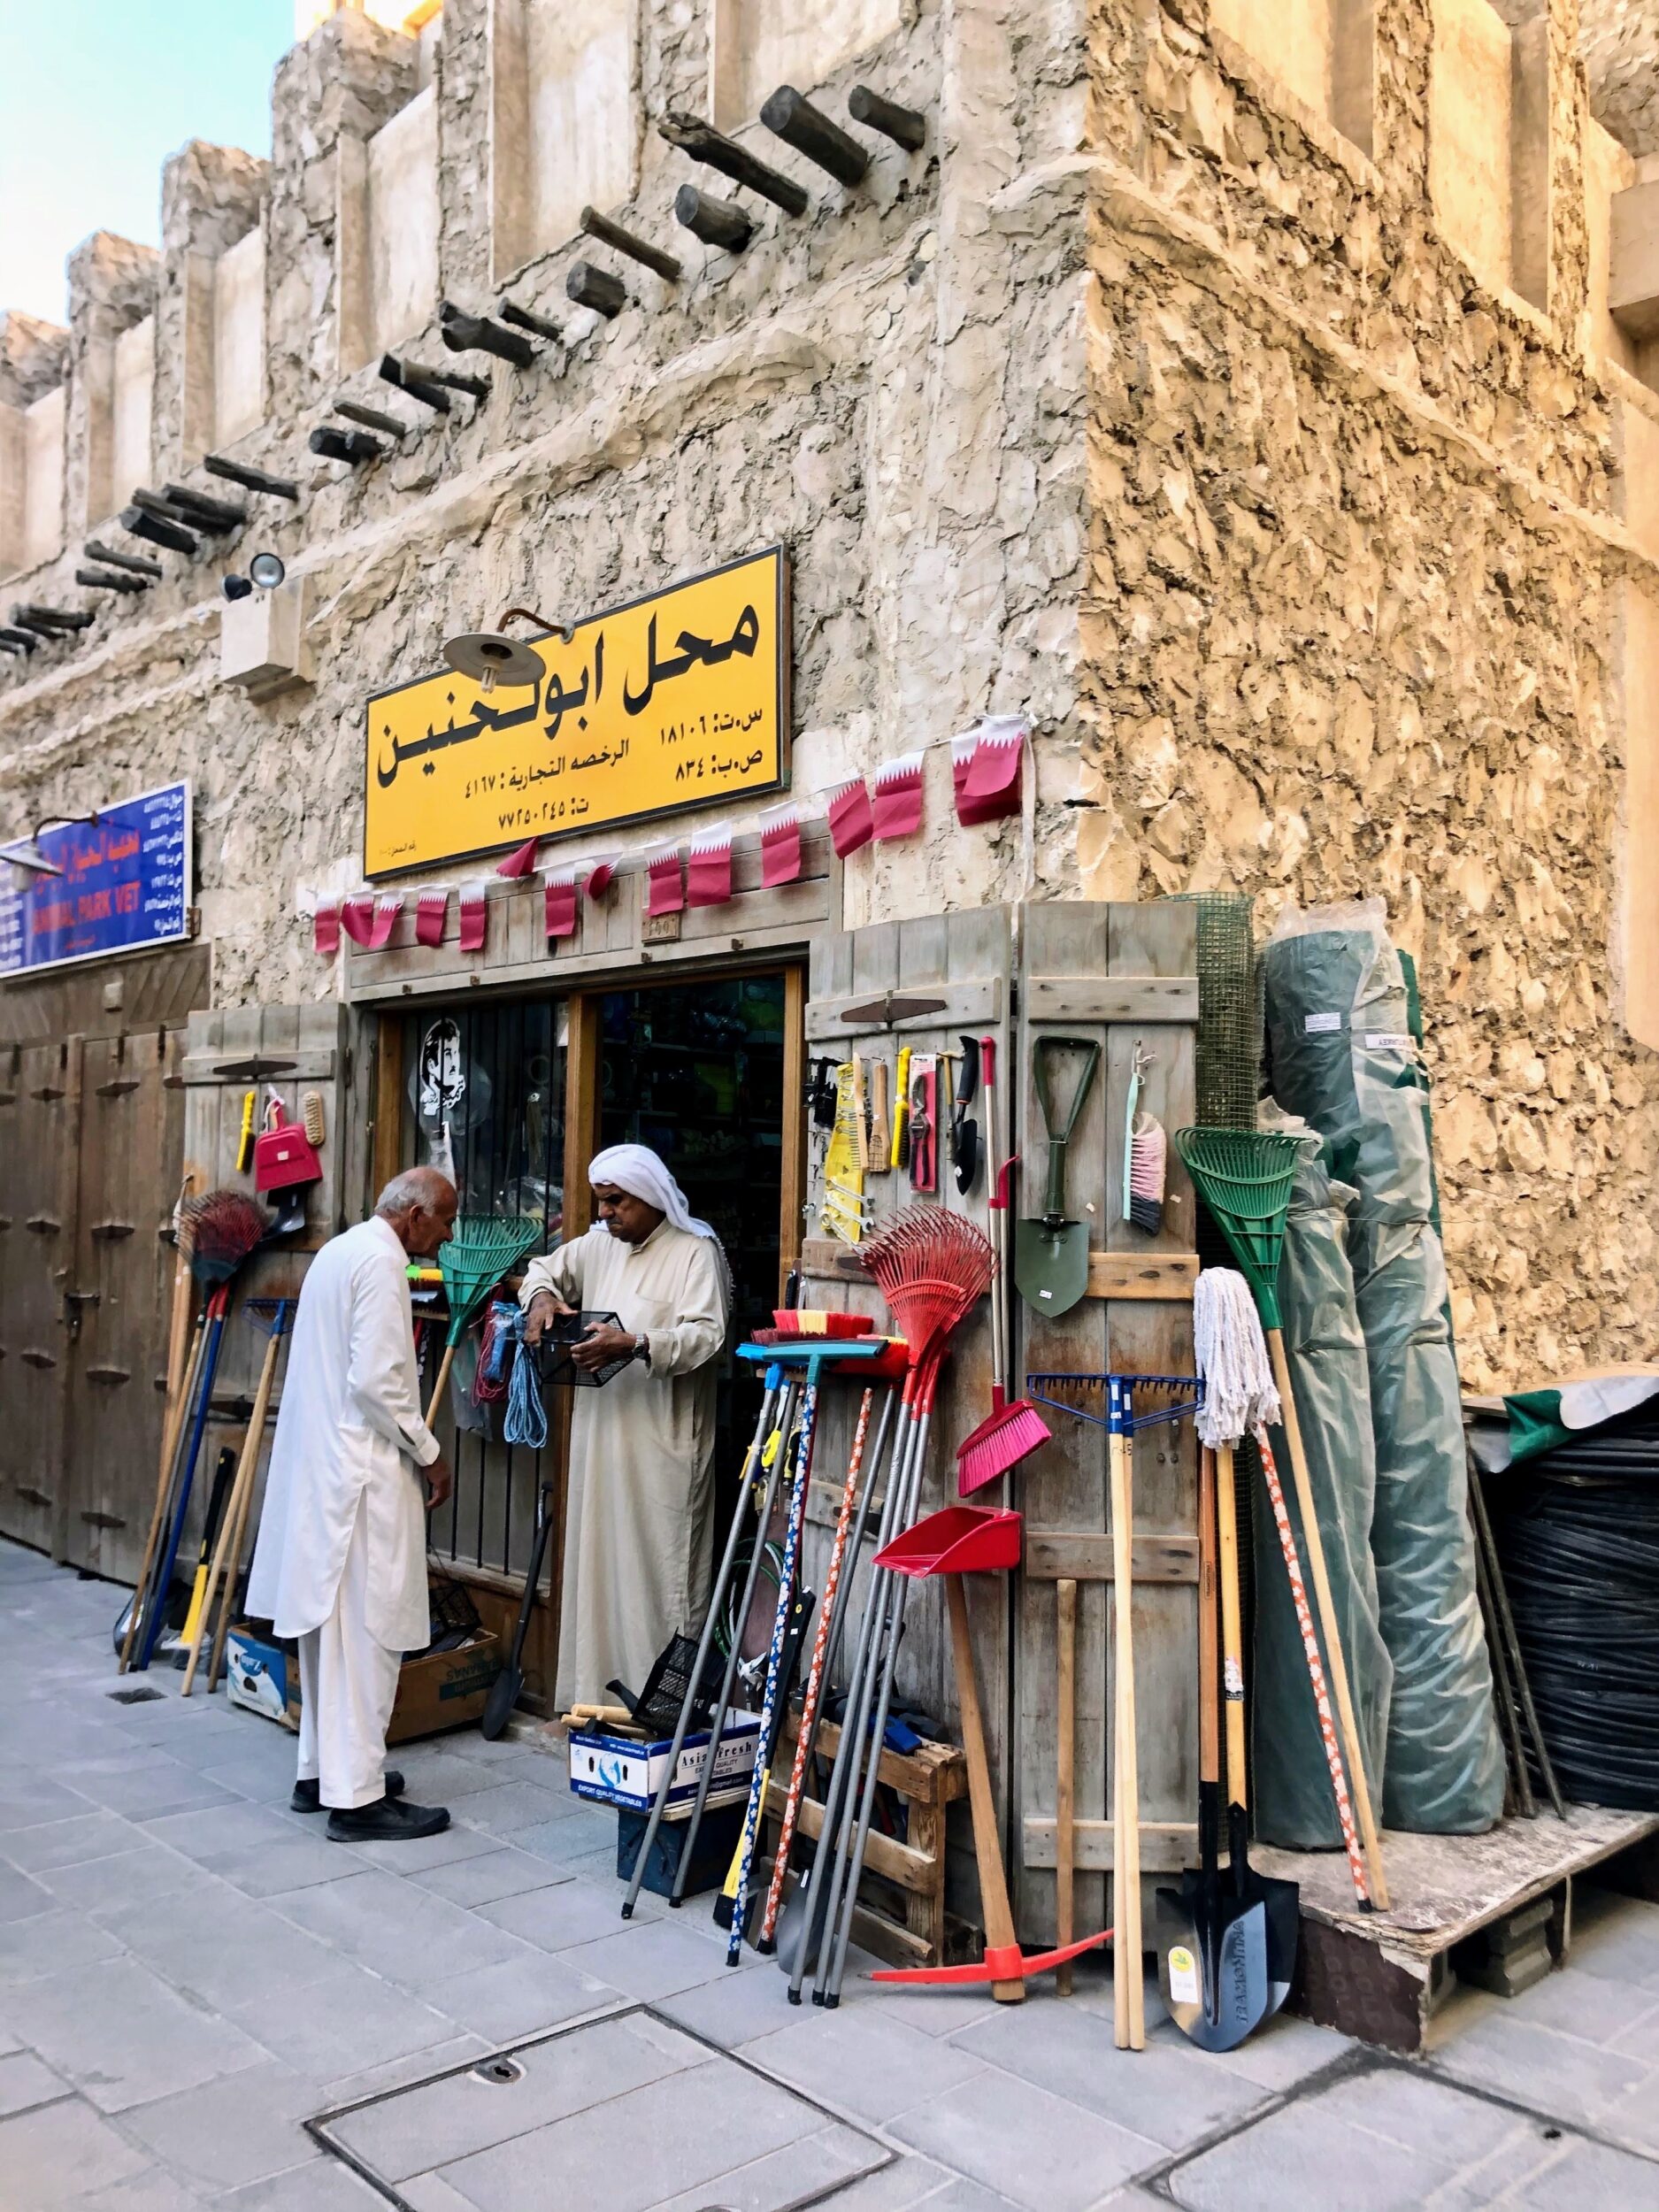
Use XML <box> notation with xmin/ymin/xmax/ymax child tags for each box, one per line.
<box><xmin>365</xmin><ymin>894</ymin><xmax>403</xmax><ymax>951</ymax></box>
<box><xmin>313</xmin><ymin>898</ymin><xmax>342</xmax><ymax>957</ymax></box>
<box><xmin>416</xmin><ymin>887</ymin><xmax>449</xmax><ymax>947</ymax></box>
<box><xmin>826</xmin><ymin>776</ymin><xmax>874</xmax><ymax>858</ymax></box>
<box><xmin>759</xmin><ymin>806</ymin><xmax>803</xmax><ymax>888</ymax></box>
<box><xmin>495</xmin><ymin>836</ymin><xmax>541</xmax><ymax>879</ymax></box>
<box><xmin>953</xmin><ymin>718</ymin><xmax>1025</xmax><ymax>826</ymax></box>
<box><xmin>645</xmin><ymin>845</ymin><xmax>684</xmax><ymax>918</ymax></box>
<box><xmin>872</xmin><ymin>750</ymin><xmax>925</xmax><ymax>841</ymax></box>
<box><xmin>544</xmin><ymin>872</ymin><xmax>578</xmax><ymax>941</ymax></box>
<box><xmin>340</xmin><ymin>894</ymin><xmax>374</xmax><ymax>946</ymax></box>
<box><xmin>458</xmin><ymin>880</ymin><xmax>489</xmax><ymax>954</ymax></box>
<box><xmin>687</xmin><ymin>826</ymin><xmax>733</xmax><ymax>909</ymax></box>
<box><xmin>585</xmin><ymin>861</ymin><xmax>615</xmax><ymax>900</ymax></box>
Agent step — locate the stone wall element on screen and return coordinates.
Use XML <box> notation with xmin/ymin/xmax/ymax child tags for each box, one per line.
<box><xmin>1</xmin><ymin>0</ymin><xmax>1656</xmax><ymax>1387</ymax></box>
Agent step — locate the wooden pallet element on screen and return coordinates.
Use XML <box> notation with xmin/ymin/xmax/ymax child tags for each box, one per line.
<box><xmin>1253</xmin><ymin>1806</ymin><xmax>1659</xmax><ymax>2054</ymax></box>
<box><xmin>764</xmin><ymin>1715</ymin><xmax>968</xmax><ymax>1968</ymax></box>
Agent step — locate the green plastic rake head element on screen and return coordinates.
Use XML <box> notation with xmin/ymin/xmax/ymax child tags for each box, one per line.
<box><xmin>1171</xmin><ymin>1128</ymin><xmax>1300</xmax><ymax>1331</ymax></box>
<box><xmin>438</xmin><ymin>1215</ymin><xmax>541</xmax><ymax>1347</ymax></box>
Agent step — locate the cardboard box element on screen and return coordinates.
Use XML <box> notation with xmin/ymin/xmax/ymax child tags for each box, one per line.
<box><xmin>568</xmin><ymin>1717</ymin><xmax>760</xmax><ymax>1814</ymax></box>
<box><xmin>225</xmin><ymin>1627</ymin><xmax>302</xmax><ymax>1729</ymax></box>
<box><xmin>388</xmin><ymin>1633</ymin><xmax>501</xmax><ymax>1743</ymax></box>
<box><xmin>225</xmin><ymin>1626</ymin><xmax>501</xmax><ymax>1744</ymax></box>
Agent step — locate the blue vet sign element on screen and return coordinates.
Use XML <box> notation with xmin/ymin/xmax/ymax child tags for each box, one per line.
<box><xmin>0</xmin><ymin>781</ymin><xmax>191</xmax><ymax>977</ymax></box>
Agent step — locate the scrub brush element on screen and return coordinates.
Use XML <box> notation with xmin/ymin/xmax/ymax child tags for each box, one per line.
<box><xmin>1127</xmin><ymin>1114</ymin><xmax>1167</xmax><ymax>1234</ymax></box>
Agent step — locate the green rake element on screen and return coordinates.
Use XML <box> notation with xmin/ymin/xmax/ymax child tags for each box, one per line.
<box><xmin>1173</xmin><ymin>1128</ymin><xmax>1390</xmax><ymax>1909</ymax></box>
<box><xmin>424</xmin><ymin>1214</ymin><xmax>541</xmax><ymax>1426</ymax></box>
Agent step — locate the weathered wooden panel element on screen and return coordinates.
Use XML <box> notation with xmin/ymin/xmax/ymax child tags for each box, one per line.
<box><xmin>0</xmin><ymin>1041</ymin><xmax>81</xmax><ymax>1557</ymax></box>
<box><xmin>1025</xmin><ymin>976</ymin><xmax>1199</xmax><ymax>1025</ymax></box>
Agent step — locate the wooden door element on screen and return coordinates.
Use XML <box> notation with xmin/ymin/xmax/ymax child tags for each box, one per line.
<box><xmin>0</xmin><ymin>1041</ymin><xmax>83</xmax><ymax>1557</ymax></box>
<box><xmin>60</xmin><ymin>1029</ymin><xmax>188</xmax><ymax>1580</ymax></box>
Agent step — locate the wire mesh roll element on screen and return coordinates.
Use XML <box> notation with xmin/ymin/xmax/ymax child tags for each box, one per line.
<box><xmin>1486</xmin><ymin>1402</ymin><xmax>1659</xmax><ymax>1809</ymax></box>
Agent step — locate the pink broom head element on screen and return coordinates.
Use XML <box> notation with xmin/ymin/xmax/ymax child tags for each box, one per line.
<box><xmin>181</xmin><ymin>1190</ymin><xmax>268</xmax><ymax>1283</ymax></box>
<box><xmin>956</xmin><ymin>1397</ymin><xmax>1053</xmax><ymax>1496</ymax></box>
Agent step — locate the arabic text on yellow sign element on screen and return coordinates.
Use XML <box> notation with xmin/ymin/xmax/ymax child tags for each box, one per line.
<box><xmin>364</xmin><ymin>547</ymin><xmax>789</xmax><ymax>877</ymax></box>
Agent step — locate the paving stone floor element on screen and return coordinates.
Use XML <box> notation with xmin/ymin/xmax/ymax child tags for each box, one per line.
<box><xmin>4</xmin><ymin>1536</ymin><xmax>1659</xmax><ymax>2209</ymax></box>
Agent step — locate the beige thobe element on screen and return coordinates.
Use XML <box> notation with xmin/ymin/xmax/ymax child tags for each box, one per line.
<box><xmin>520</xmin><ymin>1221</ymin><xmax>728</xmax><ymax>1708</ymax></box>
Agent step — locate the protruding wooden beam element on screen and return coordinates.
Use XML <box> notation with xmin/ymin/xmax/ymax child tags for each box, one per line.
<box><xmin>76</xmin><ymin>567</ymin><xmax>149</xmax><ymax>595</ymax></box>
<box><xmin>310</xmin><ymin>425</ymin><xmax>384</xmax><ymax>465</ymax></box>
<box><xmin>673</xmin><ymin>185</ymin><xmax>753</xmax><ymax>255</ymax></box>
<box><xmin>848</xmin><ymin>85</ymin><xmax>926</xmax><ymax>151</ymax></box>
<box><xmin>133</xmin><ymin>486</ymin><xmax>237</xmax><ymax>538</ymax></box>
<box><xmin>498</xmin><ymin>298</ymin><xmax>564</xmax><ymax>342</ymax></box>
<box><xmin>164</xmin><ymin>483</ymin><xmax>248</xmax><ymax>532</ymax></box>
<box><xmin>204</xmin><ymin>454</ymin><xmax>300</xmax><ymax>502</ymax></box>
<box><xmin>761</xmin><ymin>87</ymin><xmax>869</xmax><ymax>186</ymax></box>
<box><xmin>438</xmin><ymin>302</ymin><xmax>538</xmax><ymax>367</ymax></box>
<box><xmin>578</xmin><ymin>206</ymin><xmax>681</xmax><ymax>282</ymax></box>
<box><xmin>335</xmin><ymin>399</ymin><xmax>409</xmax><ymax>439</ymax></box>
<box><xmin>119</xmin><ymin>508</ymin><xmax>196</xmax><ymax>553</ymax></box>
<box><xmin>565</xmin><ymin>261</ymin><xmax>626</xmax><ymax>317</ymax></box>
<box><xmin>657</xmin><ymin>110</ymin><xmax>809</xmax><ymax>217</ymax></box>
<box><xmin>377</xmin><ymin>357</ymin><xmax>453</xmax><ymax>412</ymax></box>
<box><xmin>12</xmin><ymin>603</ymin><xmax>95</xmax><ymax>634</ymax></box>
<box><xmin>0</xmin><ymin>628</ymin><xmax>38</xmax><ymax>653</ymax></box>
<box><xmin>83</xmin><ymin>541</ymin><xmax>163</xmax><ymax>579</ymax></box>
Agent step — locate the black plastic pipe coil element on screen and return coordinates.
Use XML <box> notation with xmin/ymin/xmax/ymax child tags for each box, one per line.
<box><xmin>1486</xmin><ymin>1404</ymin><xmax>1659</xmax><ymax>1810</ymax></box>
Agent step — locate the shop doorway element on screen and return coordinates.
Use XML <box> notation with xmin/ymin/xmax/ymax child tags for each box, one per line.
<box><xmin>388</xmin><ymin>964</ymin><xmax>799</xmax><ymax>1709</ymax></box>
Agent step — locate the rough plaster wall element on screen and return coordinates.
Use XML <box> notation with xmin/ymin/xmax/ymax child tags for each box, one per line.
<box><xmin>367</xmin><ymin>86</ymin><xmax>441</xmax><ymax>357</ymax></box>
<box><xmin>1430</xmin><ymin>0</ymin><xmax>1514</xmax><ymax>291</ymax></box>
<box><xmin>711</xmin><ymin>0</ymin><xmax>907</xmax><ymax>131</ymax></box>
<box><xmin>1080</xmin><ymin>0</ymin><xmax>1657</xmax><ymax>1389</ymax></box>
<box><xmin>111</xmin><ymin>318</ymin><xmax>155</xmax><ymax>497</ymax></box>
<box><xmin>1623</xmin><ymin>578</ymin><xmax>1659</xmax><ymax>1048</ymax></box>
<box><xmin>214</xmin><ymin>229</ymin><xmax>267</xmax><ymax>445</ymax></box>
<box><xmin>1208</xmin><ymin>0</ymin><xmax>1333</xmax><ymax>121</ymax></box>
<box><xmin>22</xmin><ymin>387</ymin><xmax>65</xmax><ymax>568</ymax></box>
<box><xmin>1580</xmin><ymin>0</ymin><xmax>1659</xmax><ymax>155</ymax></box>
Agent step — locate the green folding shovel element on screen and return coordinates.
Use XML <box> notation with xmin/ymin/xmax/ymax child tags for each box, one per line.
<box><xmin>1014</xmin><ymin>1035</ymin><xmax>1101</xmax><ymax>1319</ymax></box>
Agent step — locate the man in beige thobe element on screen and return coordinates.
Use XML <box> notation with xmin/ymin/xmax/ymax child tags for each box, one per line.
<box><xmin>520</xmin><ymin>1143</ymin><xmax>729</xmax><ymax>1709</ymax></box>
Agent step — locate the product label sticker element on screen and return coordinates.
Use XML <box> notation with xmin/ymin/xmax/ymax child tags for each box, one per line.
<box><xmin>1168</xmin><ymin>1945</ymin><xmax>1200</xmax><ymax>2005</ymax></box>
<box><xmin>1364</xmin><ymin>1033</ymin><xmax>1414</xmax><ymax>1052</ymax></box>
<box><xmin>1304</xmin><ymin>1011</ymin><xmax>1342</xmax><ymax>1033</ymax></box>
<box><xmin>1224</xmin><ymin>1658</ymin><xmax>1245</xmax><ymax>1700</ymax></box>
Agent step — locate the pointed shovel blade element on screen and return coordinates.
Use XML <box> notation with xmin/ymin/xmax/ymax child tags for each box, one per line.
<box><xmin>1156</xmin><ymin>1879</ymin><xmax>1270</xmax><ymax>2052</ymax></box>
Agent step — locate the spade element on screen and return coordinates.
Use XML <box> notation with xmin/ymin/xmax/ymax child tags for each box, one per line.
<box><xmin>1013</xmin><ymin>1036</ymin><xmax>1099</xmax><ymax>1318</ymax></box>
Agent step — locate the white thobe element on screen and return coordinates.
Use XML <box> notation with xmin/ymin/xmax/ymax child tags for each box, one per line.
<box><xmin>247</xmin><ymin>1217</ymin><xmax>439</xmax><ymax>1807</ymax></box>
<box><xmin>520</xmin><ymin>1221</ymin><xmax>728</xmax><ymax>1709</ymax></box>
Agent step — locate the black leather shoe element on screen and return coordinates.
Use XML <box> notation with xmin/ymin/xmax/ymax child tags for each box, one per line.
<box><xmin>292</xmin><ymin>1770</ymin><xmax>404</xmax><ymax>1815</ymax></box>
<box><xmin>326</xmin><ymin>1796</ymin><xmax>450</xmax><ymax>1842</ymax></box>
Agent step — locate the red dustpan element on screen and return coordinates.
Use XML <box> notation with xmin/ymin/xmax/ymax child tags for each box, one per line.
<box><xmin>868</xmin><ymin>1504</ymin><xmax>1110</xmax><ymax>2001</ymax></box>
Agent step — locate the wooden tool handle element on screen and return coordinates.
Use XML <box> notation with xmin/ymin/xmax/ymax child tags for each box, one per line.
<box><xmin>1056</xmin><ymin>1578</ymin><xmax>1077</xmax><ymax>1996</ymax></box>
<box><xmin>183</xmin><ymin>1325</ymin><xmax>281</xmax><ymax>1695</ymax></box>
<box><xmin>1110</xmin><ymin>1430</ymin><xmax>1145</xmax><ymax>2048</ymax></box>
<box><xmin>1198</xmin><ymin>1448</ymin><xmax>1218</xmax><ymax>1789</ymax></box>
<box><xmin>423</xmin><ymin>1341</ymin><xmax>457</xmax><ymax>1432</ymax></box>
<box><xmin>1268</xmin><ymin>1330</ymin><xmax>1390</xmax><ymax>1911</ymax></box>
<box><xmin>947</xmin><ymin>1575</ymin><xmax>1025</xmax><ymax>2004</ymax></box>
<box><xmin>121</xmin><ymin>1310</ymin><xmax>204</xmax><ymax>1674</ymax></box>
<box><xmin>869</xmin><ymin>1060</ymin><xmax>890</xmax><ymax>1165</ymax></box>
<box><xmin>1215</xmin><ymin>1443</ymin><xmax>1247</xmax><ymax>1805</ymax></box>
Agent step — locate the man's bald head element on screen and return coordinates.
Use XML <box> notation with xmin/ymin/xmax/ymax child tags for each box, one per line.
<box><xmin>376</xmin><ymin>1167</ymin><xmax>458</xmax><ymax>1258</ymax></box>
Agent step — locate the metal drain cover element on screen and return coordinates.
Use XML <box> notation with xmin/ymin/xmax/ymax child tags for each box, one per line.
<box><xmin>311</xmin><ymin>2004</ymin><xmax>888</xmax><ymax>2211</ymax></box>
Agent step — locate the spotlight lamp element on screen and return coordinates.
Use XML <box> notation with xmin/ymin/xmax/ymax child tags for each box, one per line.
<box><xmin>3</xmin><ymin>811</ymin><xmax>102</xmax><ymax>880</ymax></box>
<box><xmin>222</xmin><ymin>552</ymin><xmax>288</xmax><ymax>601</ymax></box>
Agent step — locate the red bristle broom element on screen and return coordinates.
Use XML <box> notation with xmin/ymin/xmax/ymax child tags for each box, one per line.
<box><xmin>956</xmin><ymin>1040</ymin><xmax>1050</xmax><ymax>1494</ymax></box>
<box><xmin>121</xmin><ymin>1190</ymin><xmax>271</xmax><ymax>1672</ymax></box>
<box><xmin>767</xmin><ymin>1310</ymin><xmax>876</xmax><ymax>1338</ymax></box>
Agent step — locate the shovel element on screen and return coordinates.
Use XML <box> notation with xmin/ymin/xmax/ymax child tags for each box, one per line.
<box><xmin>1159</xmin><ymin>1446</ymin><xmax>1269</xmax><ymax>2051</ymax></box>
<box><xmin>1217</xmin><ymin>1441</ymin><xmax>1299</xmax><ymax>2013</ymax></box>
<box><xmin>481</xmin><ymin>1479</ymin><xmax>554</xmax><ymax>1740</ymax></box>
<box><xmin>1014</xmin><ymin>1036</ymin><xmax>1100</xmax><ymax>1318</ymax></box>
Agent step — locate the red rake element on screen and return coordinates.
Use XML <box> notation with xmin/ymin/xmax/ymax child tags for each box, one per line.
<box><xmin>180</xmin><ymin>1188</ymin><xmax>269</xmax><ymax>1286</ymax></box>
<box><xmin>957</xmin><ymin>1156</ymin><xmax>1051</xmax><ymax>1495</ymax></box>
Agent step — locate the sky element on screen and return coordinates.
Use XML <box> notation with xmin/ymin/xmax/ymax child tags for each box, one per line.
<box><xmin>0</xmin><ymin>2</ymin><xmax>296</xmax><ymax>327</ymax></box>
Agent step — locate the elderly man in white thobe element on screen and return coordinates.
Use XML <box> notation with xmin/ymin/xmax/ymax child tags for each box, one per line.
<box><xmin>520</xmin><ymin>1144</ymin><xmax>730</xmax><ymax>1709</ymax></box>
<box><xmin>248</xmin><ymin>1166</ymin><xmax>457</xmax><ymax>1841</ymax></box>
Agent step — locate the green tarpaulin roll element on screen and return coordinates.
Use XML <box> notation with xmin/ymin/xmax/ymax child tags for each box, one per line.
<box><xmin>1251</xmin><ymin>1143</ymin><xmax>1393</xmax><ymax>1848</ymax></box>
<box><xmin>1263</xmin><ymin>916</ymin><xmax>1503</xmax><ymax>1835</ymax></box>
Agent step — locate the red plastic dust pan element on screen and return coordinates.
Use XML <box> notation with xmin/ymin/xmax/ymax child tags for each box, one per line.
<box><xmin>872</xmin><ymin>1931</ymin><xmax>1111</xmax><ymax>1988</ymax></box>
<box><xmin>874</xmin><ymin>1505</ymin><xmax>1023</xmax><ymax>1578</ymax></box>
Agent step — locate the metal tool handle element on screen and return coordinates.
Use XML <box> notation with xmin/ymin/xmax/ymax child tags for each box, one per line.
<box><xmin>1033</xmin><ymin>1035</ymin><xmax>1101</xmax><ymax>1219</ymax></box>
<box><xmin>956</xmin><ymin>1035</ymin><xmax>980</xmax><ymax>1107</ymax></box>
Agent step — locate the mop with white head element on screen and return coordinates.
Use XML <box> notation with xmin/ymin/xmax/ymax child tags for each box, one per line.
<box><xmin>1193</xmin><ymin>1268</ymin><xmax>1280</xmax><ymax>1450</ymax></box>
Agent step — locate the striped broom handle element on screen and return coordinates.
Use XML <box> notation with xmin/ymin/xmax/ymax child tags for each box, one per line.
<box><xmin>759</xmin><ymin>1387</ymin><xmax>874</xmax><ymax>1948</ymax></box>
<box><xmin>726</xmin><ymin>1379</ymin><xmax>818</xmax><ymax>1965</ymax></box>
<box><xmin>1253</xmin><ymin>1425</ymin><xmax>1372</xmax><ymax>1910</ymax></box>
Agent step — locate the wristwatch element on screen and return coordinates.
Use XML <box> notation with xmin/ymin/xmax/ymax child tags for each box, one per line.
<box><xmin>634</xmin><ymin>1333</ymin><xmax>651</xmax><ymax>1368</ymax></box>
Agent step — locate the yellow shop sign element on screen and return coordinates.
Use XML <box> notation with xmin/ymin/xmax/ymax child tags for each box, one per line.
<box><xmin>364</xmin><ymin>547</ymin><xmax>790</xmax><ymax>877</ymax></box>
